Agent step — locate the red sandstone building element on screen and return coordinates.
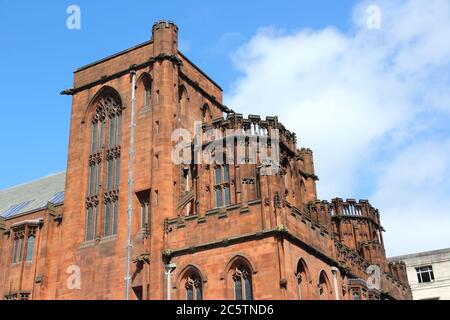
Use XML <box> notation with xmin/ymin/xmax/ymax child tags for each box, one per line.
<box><xmin>0</xmin><ymin>21</ymin><xmax>411</xmax><ymax>300</ymax></box>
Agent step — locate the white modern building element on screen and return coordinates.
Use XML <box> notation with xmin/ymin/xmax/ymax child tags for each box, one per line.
<box><xmin>389</xmin><ymin>248</ymin><xmax>450</xmax><ymax>300</ymax></box>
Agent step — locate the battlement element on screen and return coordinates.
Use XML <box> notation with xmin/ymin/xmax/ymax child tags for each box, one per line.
<box><xmin>152</xmin><ymin>20</ymin><xmax>179</xmax><ymax>33</ymax></box>
<box><xmin>201</xmin><ymin>113</ymin><xmax>298</xmax><ymax>151</ymax></box>
<box><xmin>299</xmin><ymin>147</ymin><xmax>313</xmax><ymax>155</ymax></box>
<box><xmin>151</xmin><ymin>19</ymin><xmax>179</xmax><ymax>55</ymax></box>
<box><xmin>304</xmin><ymin>198</ymin><xmax>380</xmax><ymax>222</ymax></box>
<box><xmin>329</xmin><ymin>198</ymin><xmax>381</xmax><ymax>225</ymax></box>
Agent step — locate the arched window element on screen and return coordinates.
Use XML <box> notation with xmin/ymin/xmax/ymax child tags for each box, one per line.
<box><xmin>180</xmin><ymin>166</ymin><xmax>194</xmax><ymax>216</ymax></box>
<box><xmin>233</xmin><ymin>264</ymin><xmax>253</xmax><ymax>300</ymax></box>
<box><xmin>12</xmin><ymin>234</ymin><xmax>24</xmax><ymax>264</ymax></box>
<box><xmin>139</xmin><ymin>74</ymin><xmax>152</xmax><ymax>112</ymax></box>
<box><xmin>12</xmin><ymin>238</ymin><xmax>19</xmax><ymax>263</ymax></box>
<box><xmin>181</xmin><ymin>167</ymin><xmax>191</xmax><ymax>192</ymax></box>
<box><xmin>144</xmin><ymin>82</ymin><xmax>151</xmax><ymax>110</ymax></box>
<box><xmin>318</xmin><ymin>271</ymin><xmax>332</xmax><ymax>300</ymax></box>
<box><xmin>214</xmin><ymin>164</ymin><xmax>231</xmax><ymax>208</ymax></box>
<box><xmin>179</xmin><ymin>86</ymin><xmax>188</xmax><ymax>117</ymax></box>
<box><xmin>296</xmin><ymin>259</ymin><xmax>310</xmax><ymax>300</ymax></box>
<box><xmin>86</xmin><ymin>89</ymin><xmax>122</xmax><ymax>241</ymax></box>
<box><xmin>25</xmin><ymin>234</ymin><xmax>35</xmax><ymax>262</ymax></box>
<box><xmin>202</xmin><ymin>103</ymin><xmax>212</xmax><ymax>124</ymax></box>
<box><xmin>185</xmin><ymin>273</ymin><xmax>202</xmax><ymax>300</ymax></box>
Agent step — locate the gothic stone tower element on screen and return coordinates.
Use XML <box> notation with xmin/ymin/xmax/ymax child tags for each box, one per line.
<box><xmin>0</xmin><ymin>21</ymin><xmax>411</xmax><ymax>300</ymax></box>
<box><xmin>56</xmin><ymin>21</ymin><xmax>228</xmax><ymax>299</ymax></box>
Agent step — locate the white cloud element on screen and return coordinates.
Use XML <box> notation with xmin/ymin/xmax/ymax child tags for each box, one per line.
<box><xmin>372</xmin><ymin>139</ymin><xmax>450</xmax><ymax>255</ymax></box>
<box><xmin>225</xmin><ymin>0</ymin><xmax>450</xmax><ymax>255</ymax></box>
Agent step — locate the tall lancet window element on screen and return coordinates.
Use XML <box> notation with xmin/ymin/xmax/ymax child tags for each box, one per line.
<box><xmin>86</xmin><ymin>91</ymin><xmax>122</xmax><ymax>241</ymax></box>
<box><xmin>141</xmin><ymin>74</ymin><xmax>152</xmax><ymax>112</ymax></box>
<box><xmin>233</xmin><ymin>264</ymin><xmax>253</xmax><ymax>300</ymax></box>
<box><xmin>185</xmin><ymin>273</ymin><xmax>203</xmax><ymax>300</ymax></box>
<box><xmin>144</xmin><ymin>83</ymin><xmax>152</xmax><ymax>110</ymax></box>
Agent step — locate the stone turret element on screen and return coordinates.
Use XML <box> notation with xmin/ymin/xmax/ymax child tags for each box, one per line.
<box><xmin>151</xmin><ymin>20</ymin><xmax>179</xmax><ymax>55</ymax></box>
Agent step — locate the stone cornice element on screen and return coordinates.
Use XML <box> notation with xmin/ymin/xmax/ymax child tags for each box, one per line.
<box><xmin>10</xmin><ymin>218</ymin><xmax>43</xmax><ymax>230</ymax></box>
<box><xmin>61</xmin><ymin>54</ymin><xmax>183</xmax><ymax>96</ymax></box>
<box><xmin>61</xmin><ymin>53</ymin><xmax>231</xmax><ymax>114</ymax></box>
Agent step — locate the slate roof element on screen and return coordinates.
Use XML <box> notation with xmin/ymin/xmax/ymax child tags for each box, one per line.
<box><xmin>0</xmin><ymin>172</ymin><xmax>65</xmax><ymax>219</ymax></box>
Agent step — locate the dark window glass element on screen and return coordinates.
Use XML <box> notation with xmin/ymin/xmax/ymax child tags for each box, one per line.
<box><xmin>224</xmin><ymin>186</ymin><xmax>231</xmax><ymax>206</ymax></box>
<box><xmin>186</xmin><ymin>286</ymin><xmax>193</xmax><ymax>300</ymax></box>
<box><xmin>141</xmin><ymin>204</ymin><xmax>148</xmax><ymax>228</ymax></box>
<box><xmin>144</xmin><ymin>87</ymin><xmax>151</xmax><ymax>109</ymax></box>
<box><xmin>18</xmin><ymin>237</ymin><xmax>24</xmax><ymax>262</ymax></box>
<box><xmin>88</xmin><ymin>165</ymin><xmax>96</xmax><ymax>196</ymax></box>
<box><xmin>99</xmin><ymin>121</ymin><xmax>104</xmax><ymax>150</ymax></box>
<box><xmin>25</xmin><ymin>235</ymin><xmax>35</xmax><ymax>262</ymax></box>
<box><xmin>256</xmin><ymin>172</ymin><xmax>261</xmax><ymax>199</ymax></box>
<box><xmin>107</xmin><ymin>159</ymin><xmax>113</xmax><ymax>191</ymax></box>
<box><xmin>109</xmin><ymin>116</ymin><xmax>116</xmax><ymax>147</ymax></box>
<box><xmin>112</xmin><ymin>201</ymin><xmax>118</xmax><ymax>235</ymax></box>
<box><xmin>92</xmin><ymin>122</ymin><xmax>98</xmax><ymax>153</ymax></box>
<box><xmin>234</xmin><ymin>277</ymin><xmax>242</xmax><ymax>300</ymax></box>
<box><xmin>114</xmin><ymin>158</ymin><xmax>120</xmax><ymax>189</ymax></box>
<box><xmin>96</xmin><ymin>163</ymin><xmax>102</xmax><ymax>193</ymax></box>
<box><xmin>244</xmin><ymin>276</ymin><xmax>253</xmax><ymax>300</ymax></box>
<box><xmin>196</xmin><ymin>286</ymin><xmax>202</xmax><ymax>300</ymax></box>
<box><xmin>215</xmin><ymin>167</ymin><xmax>222</xmax><ymax>185</ymax></box>
<box><xmin>86</xmin><ymin>207</ymin><xmax>95</xmax><ymax>241</ymax></box>
<box><xmin>224</xmin><ymin>165</ymin><xmax>230</xmax><ymax>182</ymax></box>
<box><xmin>215</xmin><ymin>188</ymin><xmax>222</xmax><ymax>208</ymax></box>
<box><xmin>116</xmin><ymin>114</ymin><xmax>122</xmax><ymax>144</ymax></box>
<box><xmin>416</xmin><ymin>266</ymin><xmax>434</xmax><ymax>283</ymax></box>
<box><xmin>12</xmin><ymin>238</ymin><xmax>19</xmax><ymax>263</ymax></box>
<box><xmin>104</xmin><ymin>202</ymin><xmax>111</xmax><ymax>236</ymax></box>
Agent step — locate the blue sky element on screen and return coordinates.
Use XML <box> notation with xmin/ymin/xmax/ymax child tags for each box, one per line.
<box><xmin>1</xmin><ymin>1</ymin><xmax>449</xmax><ymax>255</ymax></box>
<box><xmin>0</xmin><ymin>0</ymin><xmax>356</xmax><ymax>189</ymax></box>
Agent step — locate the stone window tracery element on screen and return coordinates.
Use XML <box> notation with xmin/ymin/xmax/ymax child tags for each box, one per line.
<box><xmin>25</xmin><ymin>229</ymin><xmax>36</xmax><ymax>262</ymax></box>
<box><xmin>185</xmin><ymin>273</ymin><xmax>202</xmax><ymax>300</ymax></box>
<box><xmin>214</xmin><ymin>164</ymin><xmax>231</xmax><ymax>208</ymax></box>
<box><xmin>296</xmin><ymin>259</ymin><xmax>310</xmax><ymax>300</ymax></box>
<box><xmin>233</xmin><ymin>264</ymin><xmax>253</xmax><ymax>300</ymax></box>
<box><xmin>11</xmin><ymin>226</ymin><xmax>37</xmax><ymax>264</ymax></box>
<box><xmin>12</xmin><ymin>229</ymin><xmax>24</xmax><ymax>264</ymax></box>
<box><xmin>86</xmin><ymin>91</ymin><xmax>122</xmax><ymax>241</ymax></box>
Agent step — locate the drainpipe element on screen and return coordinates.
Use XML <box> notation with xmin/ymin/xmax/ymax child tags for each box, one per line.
<box><xmin>331</xmin><ymin>267</ymin><xmax>340</xmax><ymax>300</ymax></box>
<box><xmin>164</xmin><ymin>263</ymin><xmax>176</xmax><ymax>300</ymax></box>
<box><xmin>125</xmin><ymin>69</ymin><xmax>137</xmax><ymax>300</ymax></box>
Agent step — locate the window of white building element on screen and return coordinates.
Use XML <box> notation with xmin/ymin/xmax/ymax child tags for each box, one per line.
<box><xmin>416</xmin><ymin>265</ymin><xmax>435</xmax><ymax>283</ymax></box>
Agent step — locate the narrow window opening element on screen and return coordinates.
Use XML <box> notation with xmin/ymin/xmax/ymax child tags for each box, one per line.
<box><xmin>137</xmin><ymin>190</ymin><xmax>151</xmax><ymax>230</ymax></box>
